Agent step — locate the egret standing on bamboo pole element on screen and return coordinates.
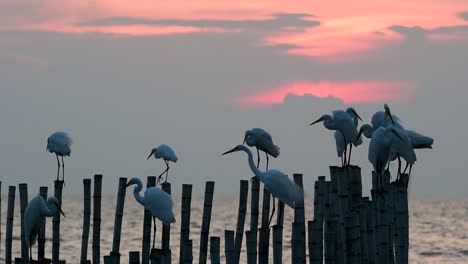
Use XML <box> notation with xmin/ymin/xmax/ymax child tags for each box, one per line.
<box><xmin>310</xmin><ymin>109</ymin><xmax>362</xmax><ymax>166</ymax></box>
<box><xmin>243</xmin><ymin>128</ymin><xmax>280</xmax><ymax>171</ymax></box>
<box><xmin>222</xmin><ymin>145</ymin><xmax>301</xmax><ymax>226</ymax></box>
<box><xmin>47</xmin><ymin>132</ymin><xmax>72</xmax><ymax>182</ymax></box>
<box><xmin>147</xmin><ymin>144</ymin><xmax>178</xmax><ymax>184</ymax></box>
<box><xmin>126</xmin><ymin>177</ymin><xmax>176</xmax><ymax>250</ymax></box>
<box><xmin>24</xmin><ymin>195</ymin><xmax>65</xmax><ymax>262</ymax></box>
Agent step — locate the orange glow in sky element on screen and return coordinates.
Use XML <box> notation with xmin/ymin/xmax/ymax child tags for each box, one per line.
<box><xmin>237</xmin><ymin>81</ymin><xmax>416</xmax><ymax>105</ymax></box>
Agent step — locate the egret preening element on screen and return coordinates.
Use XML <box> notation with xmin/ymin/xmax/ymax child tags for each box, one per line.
<box><xmin>24</xmin><ymin>195</ymin><xmax>65</xmax><ymax>262</ymax></box>
<box><xmin>310</xmin><ymin>109</ymin><xmax>362</xmax><ymax>166</ymax></box>
<box><xmin>147</xmin><ymin>144</ymin><xmax>178</xmax><ymax>184</ymax></box>
<box><xmin>126</xmin><ymin>177</ymin><xmax>176</xmax><ymax>250</ymax></box>
<box><xmin>243</xmin><ymin>128</ymin><xmax>280</xmax><ymax>171</ymax></box>
<box><xmin>222</xmin><ymin>144</ymin><xmax>302</xmax><ymax>226</ymax></box>
<box><xmin>47</xmin><ymin>132</ymin><xmax>72</xmax><ymax>182</ymax></box>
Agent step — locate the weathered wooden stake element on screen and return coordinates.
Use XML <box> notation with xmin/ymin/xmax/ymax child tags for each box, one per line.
<box><xmin>308</xmin><ymin>220</ymin><xmax>322</xmax><ymax>263</ymax></box>
<box><xmin>324</xmin><ymin>217</ymin><xmax>338</xmax><ymax>264</ymax></box>
<box><xmin>331</xmin><ymin>167</ymin><xmax>346</xmax><ymax>264</ymax></box>
<box><xmin>110</xmin><ymin>177</ymin><xmax>128</xmax><ymax>263</ymax></box>
<box><xmin>19</xmin><ymin>183</ymin><xmax>29</xmax><ymax>261</ymax></box>
<box><xmin>80</xmin><ymin>179</ymin><xmax>92</xmax><ymax>264</ymax></box>
<box><xmin>258</xmin><ymin>187</ymin><xmax>270</xmax><ymax>264</ymax></box>
<box><xmin>199</xmin><ymin>181</ymin><xmax>215</xmax><ymax>264</ymax></box>
<box><xmin>153</xmin><ymin>182</ymin><xmax>172</xmax><ymax>264</ymax></box>
<box><xmin>129</xmin><ymin>252</ymin><xmax>140</xmax><ymax>264</ymax></box>
<box><xmin>210</xmin><ymin>237</ymin><xmax>220</xmax><ymax>264</ymax></box>
<box><xmin>92</xmin><ymin>175</ymin><xmax>103</xmax><ymax>264</ymax></box>
<box><xmin>5</xmin><ymin>186</ymin><xmax>16</xmax><ymax>264</ymax></box>
<box><xmin>142</xmin><ymin>176</ymin><xmax>156</xmax><ymax>264</ymax></box>
<box><xmin>183</xmin><ymin>240</ymin><xmax>193</xmax><ymax>264</ymax></box>
<box><xmin>292</xmin><ymin>173</ymin><xmax>306</xmax><ymax>264</ymax></box>
<box><xmin>359</xmin><ymin>197</ymin><xmax>369</xmax><ymax>264</ymax></box>
<box><xmin>234</xmin><ymin>180</ymin><xmax>249</xmax><ymax>263</ymax></box>
<box><xmin>344</xmin><ymin>210</ymin><xmax>361</xmax><ymax>264</ymax></box>
<box><xmin>394</xmin><ymin>173</ymin><xmax>409</xmax><ymax>264</ymax></box>
<box><xmin>249</xmin><ymin>177</ymin><xmax>260</xmax><ymax>264</ymax></box>
<box><xmin>366</xmin><ymin>199</ymin><xmax>377</xmax><ymax>264</ymax></box>
<box><xmin>272</xmin><ymin>225</ymin><xmax>283</xmax><ymax>264</ymax></box>
<box><xmin>179</xmin><ymin>184</ymin><xmax>192</xmax><ymax>264</ymax></box>
<box><xmin>246</xmin><ymin>231</ymin><xmax>257</xmax><ymax>264</ymax></box>
<box><xmin>38</xmin><ymin>187</ymin><xmax>48</xmax><ymax>260</ymax></box>
<box><xmin>52</xmin><ymin>180</ymin><xmax>64</xmax><ymax>262</ymax></box>
<box><xmin>224</xmin><ymin>230</ymin><xmax>235</xmax><ymax>264</ymax></box>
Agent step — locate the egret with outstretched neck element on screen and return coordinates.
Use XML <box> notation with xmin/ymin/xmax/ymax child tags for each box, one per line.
<box><xmin>126</xmin><ymin>177</ymin><xmax>175</xmax><ymax>250</ymax></box>
<box><xmin>147</xmin><ymin>144</ymin><xmax>178</xmax><ymax>184</ymax></box>
<box><xmin>47</xmin><ymin>132</ymin><xmax>72</xmax><ymax>182</ymax></box>
<box><xmin>243</xmin><ymin>128</ymin><xmax>280</xmax><ymax>171</ymax></box>
<box><xmin>24</xmin><ymin>195</ymin><xmax>65</xmax><ymax>262</ymax></box>
<box><xmin>222</xmin><ymin>144</ymin><xmax>302</xmax><ymax>226</ymax></box>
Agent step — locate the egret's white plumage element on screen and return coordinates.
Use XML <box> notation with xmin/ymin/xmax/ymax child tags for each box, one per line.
<box><xmin>47</xmin><ymin>131</ymin><xmax>72</xmax><ymax>181</ymax></box>
<box><xmin>311</xmin><ymin>109</ymin><xmax>362</xmax><ymax>166</ymax></box>
<box><xmin>147</xmin><ymin>144</ymin><xmax>178</xmax><ymax>184</ymax></box>
<box><xmin>222</xmin><ymin>144</ymin><xmax>302</xmax><ymax>226</ymax></box>
<box><xmin>24</xmin><ymin>195</ymin><xmax>65</xmax><ymax>261</ymax></box>
<box><xmin>126</xmin><ymin>177</ymin><xmax>175</xmax><ymax>249</ymax></box>
<box><xmin>243</xmin><ymin>128</ymin><xmax>280</xmax><ymax>171</ymax></box>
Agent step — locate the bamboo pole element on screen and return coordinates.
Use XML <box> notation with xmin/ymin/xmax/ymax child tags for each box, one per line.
<box><xmin>348</xmin><ymin>166</ymin><xmax>362</xmax><ymax>209</ymax></box>
<box><xmin>199</xmin><ymin>181</ymin><xmax>215</xmax><ymax>264</ymax></box>
<box><xmin>142</xmin><ymin>176</ymin><xmax>156</xmax><ymax>264</ymax></box>
<box><xmin>313</xmin><ymin>176</ymin><xmax>326</xmax><ymax>264</ymax></box>
<box><xmin>19</xmin><ymin>183</ymin><xmax>29</xmax><ymax>261</ymax></box>
<box><xmin>224</xmin><ymin>230</ymin><xmax>235</xmax><ymax>264</ymax></box>
<box><xmin>179</xmin><ymin>184</ymin><xmax>192</xmax><ymax>264</ymax></box>
<box><xmin>161</xmin><ymin>182</ymin><xmax>172</xmax><ymax>254</ymax></box>
<box><xmin>110</xmin><ymin>177</ymin><xmax>128</xmax><ymax>263</ymax></box>
<box><xmin>92</xmin><ymin>175</ymin><xmax>103</xmax><ymax>264</ymax></box>
<box><xmin>324</xmin><ymin>217</ymin><xmax>338</xmax><ymax>264</ymax></box>
<box><xmin>333</xmin><ymin>167</ymin><xmax>346</xmax><ymax>264</ymax></box>
<box><xmin>129</xmin><ymin>252</ymin><xmax>140</xmax><ymax>264</ymax></box>
<box><xmin>359</xmin><ymin>197</ymin><xmax>369</xmax><ymax>264</ymax></box>
<box><xmin>272</xmin><ymin>225</ymin><xmax>282</xmax><ymax>264</ymax></box>
<box><xmin>344</xmin><ymin>210</ymin><xmax>361</xmax><ymax>264</ymax></box>
<box><xmin>293</xmin><ymin>173</ymin><xmax>306</xmax><ymax>264</ymax></box>
<box><xmin>52</xmin><ymin>180</ymin><xmax>64</xmax><ymax>262</ymax></box>
<box><xmin>234</xmin><ymin>180</ymin><xmax>249</xmax><ymax>263</ymax></box>
<box><xmin>258</xmin><ymin>187</ymin><xmax>270</xmax><ymax>264</ymax></box>
<box><xmin>373</xmin><ymin>171</ymin><xmax>391</xmax><ymax>264</ymax></box>
<box><xmin>210</xmin><ymin>237</ymin><xmax>220</xmax><ymax>264</ymax></box>
<box><xmin>308</xmin><ymin>220</ymin><xmax>322</xmax><ymax>264</ymax></box>
<box><xmin>249</xmin><ymin>177</ymin><xmax>260</xmax><ymax>264</ymax></box>
<box><xmin>38</xmin><ymin>187</ymin><xmax>48</xmax><ymax>260</ymax></box>
<box><xmin>5</xmin><ymin>186</ymin><xmax>15</xmax><ymax>264</ymax></box>
<box><xmin>291</xmin><ymin>222</ymin><xmax>306</xmax><ymax>263</ymax></box>
<box><xmin>81</xmin><ymin>179</ymin><xmax>92</xmax><ymax>264</ymax></box>
<box><xmin>366</xmin><ymin>199</ymin><xmax>377</xmax><ymax>264</ymax></box>
<box><xmin>246</xmin><ymin>231</ymin><xmax>257</xmax><ymax>264</ymax></box>
<box><xmin>393</xmin><ymin>173</ymin><xmax>409</xmax><ymax>264</ymax></box>
<box><xmin>183</xmin><ymin>240</ymin><xmax>193</xmax><ymax>264</ymax></box>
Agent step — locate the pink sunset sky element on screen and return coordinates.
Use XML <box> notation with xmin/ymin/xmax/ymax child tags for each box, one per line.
<box><xmin>1</xmin><ymin>0</ymin><xmax>468</xmax><ymax>105</ymax></box>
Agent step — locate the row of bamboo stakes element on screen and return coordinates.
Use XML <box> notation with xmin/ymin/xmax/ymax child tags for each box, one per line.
<box><xmin>0</xmin><ymin>165</ymin><xmax>409</xmax><ymax>263</ymax></box>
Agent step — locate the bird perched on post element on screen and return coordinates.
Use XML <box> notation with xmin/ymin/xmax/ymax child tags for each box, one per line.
<box><xmin>147</xmin><ymin>144</ymin><xmax>178</xmax><ymax>185</ymax></box>
<box><xmin>222</xmin><ymin>144</ymin><xmax>301</xmax><ymax>226</ymax></box>
<box><xmin>243</xmin><ymin>128</ymin><xmax>280</xmax><ymax>171</ymax></box>
<box><xmin>310</xmin><ymin>108</ymin><xmax>362</xmax><ymax>166</ymax></box>
<box><xmin>126</xmin><ymin>177</ymin><xmax>175</xmax><ymax>250</ymax></box>
<box><xmin>46</xmin><ymin>132</ymin><xmax>72</xmax><ymax>182</ymax></box>
<box><xmin>24</xmin><ymin>194</ymin><xmax>65</xmax><ymax>262</ymax></box>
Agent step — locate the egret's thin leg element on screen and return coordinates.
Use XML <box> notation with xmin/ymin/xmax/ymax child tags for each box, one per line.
<box><xmin>348</xmin><ymin>143</ymin><xmax>353</xmax><ymax>165</ymax></box>
<box><xmin>342</xmin><ymin>134</ymin><xmax>347</xmax><ymax>166</ymax></box>
<box><xmin>386</xmin><ymin>162</ymin><xmax>390</xmax><ymax>171</ymax></box>
<box><xmin>402</xmin><ymin>162</ymin><xmax>409</xmax><ymax>175</ymax></box>
<box><xmin>408</xmin><ymin>164</ymin><xmax>413</xmax><ymax>183</ymax></box>
<box><xmin>256</xmin><ymin>147</ymin><xmax>260</xmax><ymax>168</ymax></box>
<box><xmin>61</xmin><ymin>156</ymin><xmax>65</xmax><ymax>182</ymax></box>
<box><xmin>268</xmin><ymin>196</ymin><xmax>276</xmax><ymax>227</ymax></box>
<box><xmin>30</xmin><ymin>244</ymin><xmax>32</xmax><ymax>262</ymax></box>
<box><xmin>157</xmin><ymin>169</ymin><xmax>167</xmax><ymax>185</ymax></box>
<box><xmin>165</xmin><ymin>160</ymin><xmax>170</xmax><ymax>183</ymax></box>
<box><xmin>341</xmin><ymin>155</ymin><xmax>344</xmax><ymax>167</ymax></box>
<box><xmin>397</xmin><ymin>155</ymin><xmax>402</xmax><ymax>180</ymax></box>
<box><xmin>265</xmin><ymin>153</ymin><xmax>269</xmax><ymax>171</ymax></box>
<box><xmin>152</xmin><ymin>217</ymin><xmax>156</xmax><ymax>249</ymax></box>
<box><xmin>56</xmin><ymin>154</ymin><xmax>60</xmax><ymax>181</ymax></box>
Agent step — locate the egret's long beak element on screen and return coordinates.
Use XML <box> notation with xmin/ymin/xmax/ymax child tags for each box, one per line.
<box><xmin>352</xmin><ymin>109</ymin><xmax>363</xmax><ymax>121</ymax></box>
<box><xmin>243</xmin><ymin>134</ymin><xmax>247</xmax><ymax>144</ymax></box>
<box><xmin>146</xmin><ymin>151</ymin><xmax>154</xmax><ymax>160</ymax></box>
<box><xmin>384</xmin><ymin>104</ymin><xmax>394</xmax><ymax>123</ymax></box>
<box><xmin>222</xmin><ymin>147</ymin><xmax>238</xmax><ymax>155</ymax></box>
<box><xmin>125</xmin><ymin>182</ymin><xmax>132</xmax><ymax>188</ymax></box>
<box><xmin>310</xmin><ymin>117</ymin><xmax>324</xmax><ymax>126</ymax></box>
<box><xmin>55</xmin><ymin>201</ymin><xmax>66</xmax><ymax>217</ymax></box>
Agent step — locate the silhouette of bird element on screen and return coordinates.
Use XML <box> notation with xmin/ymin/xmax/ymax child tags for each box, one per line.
<box><xmin>243</xmin><ymin>128</ymin><xmax>280</xmax><ymax>171</ymax></box>
<box><xmin>47</xmin><ymin>132</ymin><xmax>72</xmax><ymax>182</ymax></box>
<box><xmin>126</xmin><ymin>177</ymin><xmax>175</xmax><ymax>250</ymax></box>
<box><xmin>147</xmin><ymin>144</ymin><xmax>178</xmax><ymax>184</ymax></box>
<box><xmin>24</xmin><ymin>195</ymin><xmax>65</xmax><ymax>262</ymax></box>
<box><xmin>334</xmin><ymin>108</ymin><xmax>363</xmax><ymax>166</ymax></box>
<box><xmin>222</xmin><ymin>144</ymin><xmax>302</xmax><ymax>226</ymax></box>
<box><xmin>310</xmin><ymin>109</ymin><xmax>362</xmax><ymax>166</ymax></box>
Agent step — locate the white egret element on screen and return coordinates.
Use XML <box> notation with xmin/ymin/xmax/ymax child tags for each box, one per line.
<box><xmin>334</xmin><ymin>108</ymin><xmax>363</xmax><ymax>166</ymax></box>
<box><xmin>310</xmin><ymin>109</ymin><xmax>362</xmax><ymax>166</ymax></box>
<box><xmin>47</xmin><ymin>132</ymin><xmax>72</xmax><ymax>182</ymax></box>
<box><xmin>243</xmin><ymin>128</ymin><xmax>280</xmax><ymax>171</ymax></box>
<box><xmin>222</xmin><ymin>145</ymin><xmax>302</xmax><ymax>226</ymax></box>
<box><xmin>126</xmin><ymin>177</ymin><xmax>175</xmax><ymax>250</ymax></box>
<box><xmin>24</xmin><ymin>195</ymin><xmax>65</xmax><ymax>261</ymax></box>
<box><xmin>147</xmin><ymin>144</ymin><xmax>178</xmax><ymax>184</ymax></box>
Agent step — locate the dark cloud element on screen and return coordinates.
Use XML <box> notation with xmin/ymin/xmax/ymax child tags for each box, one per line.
<box><xmin>388</xmin><ymin>24</ymin><xmax>468</xmax><ymax>37</ymax></box>
<box><xmin>459</xmin><ymin>11</ymin><xmax>468</xmax><ymax>21</ymax></box>
<box><xmin>77</xmin><ymin>13</ymin><xmax>320</xmax><ymax>31</ymax></box>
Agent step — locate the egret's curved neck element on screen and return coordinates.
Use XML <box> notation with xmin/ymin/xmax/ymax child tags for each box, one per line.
<box><xmin>132</xmin><ymin>179</ymin><xmax>146</xmax><ymax>206</ymax></box>
<box><xmin>322</xmin><ymin>115</ymin><xmax>335</xmax><ymax>130</ymax></box>
<box><xmin>240</xmin><ymin>145</ymin><xmax>265</xmax><ymax>181</ymax></box>
<box><xmin>43</xmin><ymin>199</ymin><xmax>57</xmax><ymax>217</ymax></box>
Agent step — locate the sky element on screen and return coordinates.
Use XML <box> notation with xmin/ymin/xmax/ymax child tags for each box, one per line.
<box><xmin>0</xmin><ymin>0</ymin><xmax>467</xmax><ymax>197</ymax></box>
